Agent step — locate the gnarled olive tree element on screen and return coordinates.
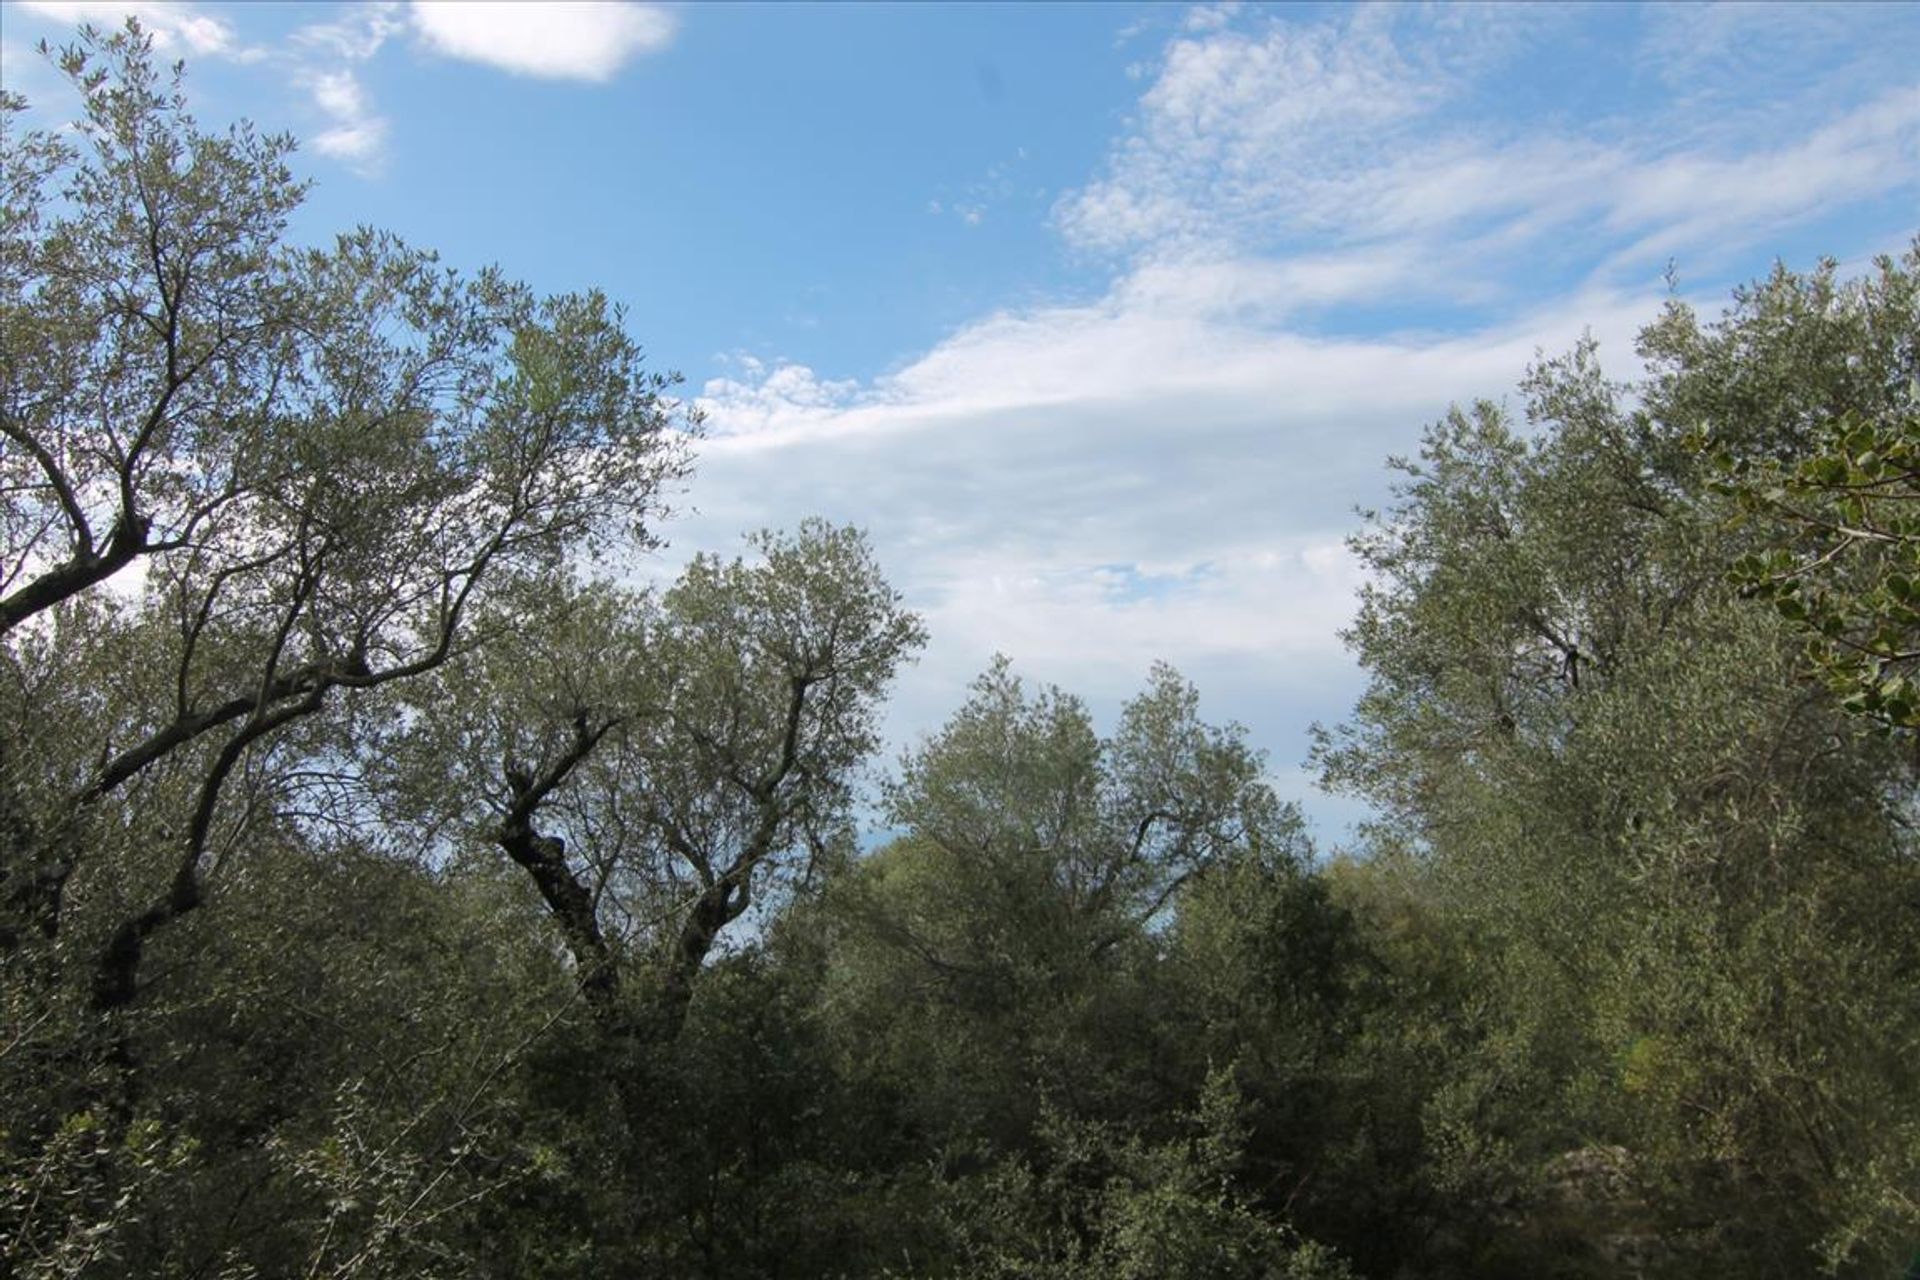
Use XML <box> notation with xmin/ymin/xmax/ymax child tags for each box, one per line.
<box><xmin>0</xmin><ymin>26</ymin><xmax>691</xmax><ymax>1011</ymax></box>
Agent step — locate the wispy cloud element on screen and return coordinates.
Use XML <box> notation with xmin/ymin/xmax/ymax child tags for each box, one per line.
<box><xmin>289</xmin><ymin>3</ymin><xmax>401</xmax><ymax>176</ymax></box>
<box><xmin>296</xmin><ymin>1</ymin><xmax>403</xmax><ymax>62</ymax></box>
<box><xmin>16</xmin><ymin>0</ymin><xmax>252</xmax><ymax>59</ymax></box>
<box><xmin>1601</xmin><ymin>87</ymin><xmax>1920</xmax><ymax>268</ymax></box>
<box><xmin>408</xmin><ymin>1</ymin><xmax>675</xmax><ymax>83</ymax></box>
<box><xmin>303</xmin><ymin>67</ymin><xmax>386</xmax><ymax>172</ymax></box>
<box><xmin>1637</xmin><ymin>1</ymin><xmax>1920</xmax><ymax>148</ymax></box>
<box><xmin>1056</xmin><ymin>5</ymin><xmax>1920</xmax><ymax>294</ymax></box>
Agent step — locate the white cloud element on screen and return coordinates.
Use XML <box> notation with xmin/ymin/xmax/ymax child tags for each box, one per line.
<box><xmin>305</xmin><ymin>69</ymin><xmax>386</xmax><ymax>172</ymax></box>
<box><xmin>1183</xmin><ymin>3</ymin><xmax>1241</xmax><ymax>36</ymax></box>
<box><xmin>698</xmin><ymin>358</ymin><xmax>863</xmax><ymax>439</ymax></box>
<box><xmin>676</xmin><ymin>261</ymin><xmax>1668</xmax><ymax>838</ymax></box>
<box><xmin>290</xmin><ymin>4</ymin><xmax>401</xmax><ymax>176</ymax></box>
<box><xmin>295</xmin><ymin>1</ymin><xmax>403</xmax><ymax>62</ymax></box>
<box><xmin>409</xmin><ymin>1</ymin><xmax>675</xmax><ymax>82</ymax></box>
<box><xmin>17</xmin><ymin>0</ymin><xmax>251</xmax><ymax>58</ymax></box>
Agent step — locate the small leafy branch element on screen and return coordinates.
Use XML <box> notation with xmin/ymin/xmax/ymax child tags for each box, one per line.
<box><xmin>1708</xmin><ymin>401</ymin><xmax>1920</xmax><ymax>730</ymax></box>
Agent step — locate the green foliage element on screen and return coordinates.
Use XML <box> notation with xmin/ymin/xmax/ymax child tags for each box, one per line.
<box><xmin>376</xmin><ymin>519</ymin><xmax>924</xmax><ymax>1049</ymax></box>
<box><xmin>816</xmin><ymin>661</ymin><xmax>1294</xmax><ymax>1145</ymax></box>
<box><xmin>928</xmin><ymin>1076</ymin><xmax>1354</xmax><ymax>1280</ymax></box>
<box><xmin>1717</xmin><ymin>401</ymin><xmax>1920</xmax><ymax>727</ymax></box>
<box><xmin>1317</xmin><ymin>247</ymin><xmax>1920</xmax><ymax>1275</ymax></box>
<box><xmin>1669</xmin><ymin>247</ymin><xmax>1920</xmax><ymax>728</ymax></box>
<box><xmin>887</xmin><ymin>657</ymin><xmax>1292</xmax><ymax>936</ymax></box>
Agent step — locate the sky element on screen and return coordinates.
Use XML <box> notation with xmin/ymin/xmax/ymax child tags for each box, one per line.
<box><xmin>3</xmin><ymin>1</ymin><xmax>1917</xmax><ymax>845</ymax></box>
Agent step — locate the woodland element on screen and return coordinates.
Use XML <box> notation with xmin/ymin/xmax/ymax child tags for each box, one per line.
<box><xmin>3</xmin><ymin>29</ymin><xmax>1918</xmax><ymax>1280</ymax></box>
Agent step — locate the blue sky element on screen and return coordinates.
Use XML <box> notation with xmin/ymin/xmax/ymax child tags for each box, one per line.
<box><xmin>4</xmin><ymin>1</ymin><xmax>1917</xmax><ymax>843</ymax></box>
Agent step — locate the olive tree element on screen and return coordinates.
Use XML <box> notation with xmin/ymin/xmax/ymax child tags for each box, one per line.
<box><xmin>817</xmin><ymin>661</ymin><xmax>1294</xmax><ymax>1143</ymax></box>
<box><xmin>883</xmin><ymin>658</ymin><xmax>1291</xmax><ymax>951</ymax></box>
<box><xmin>1316</xmin><ymin>260</ymin><xmax>1920</xmax><ymax>1273</ymax></box>
<box><xmin>381</xmin><ymin>521</ymin><xmax>925</xmax><ymax>1042</ymax></box>
<box><xmin>0</xmin><ymin>25</ymin><xmax>691</xmax><ymax>1008</ymax></box>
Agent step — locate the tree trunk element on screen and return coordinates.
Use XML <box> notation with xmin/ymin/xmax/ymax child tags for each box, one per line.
<box><xmin>496</xmin><ymin>815</ymin><xmax>622</xmax><ymax>1014</ymax></box>
<box><xmin>654</xmin><ymin>878</ymin><xmax>749</xmax><ymax>1042</ymax></box>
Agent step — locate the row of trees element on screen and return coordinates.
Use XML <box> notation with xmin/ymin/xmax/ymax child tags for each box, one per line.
<box><xmin>3</xmin><ymin>27</ymin><xmax>1916</xmax><ymax>1279</ymax></box>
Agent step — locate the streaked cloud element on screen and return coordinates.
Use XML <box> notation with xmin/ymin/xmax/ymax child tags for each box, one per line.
<box><xmin>678</xmin><ymin>268</ymin><xmax>1666</xmax><ymax>821</ymax></box>
<box><xmin>1056</xmin><ymin>5</ymin><xmax>1920</xmax><ymax>291</ymax></box>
